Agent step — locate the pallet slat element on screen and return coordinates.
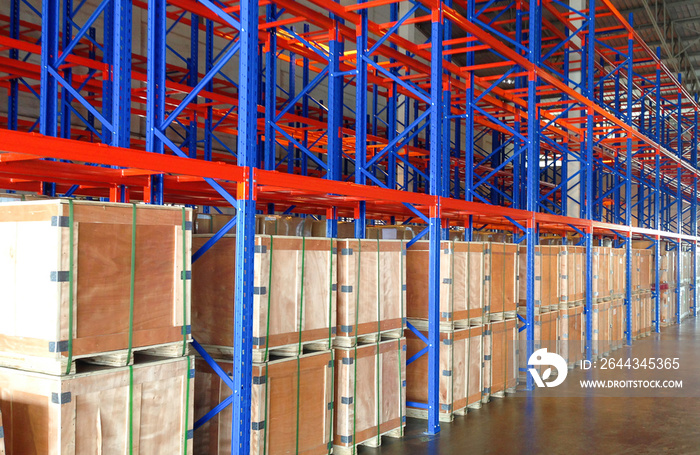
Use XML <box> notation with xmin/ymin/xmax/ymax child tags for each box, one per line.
<box><xmin>0</xmin><ymin>356</ymin><xmax>193</xmax><ymax>454</ymax></box>
<box><xmin>0</xmin><ymin>200</ymin><xmax>192</xmax><ymax>375</ymax></box>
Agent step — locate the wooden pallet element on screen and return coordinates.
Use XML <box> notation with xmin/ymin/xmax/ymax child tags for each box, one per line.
<box><xmin>488</xmin><ymin>311</ymin><xmax>516</xmax><ymax>322</ymax></box>
<box><xmin>334</xmin><ymin>328</ymin><xmax>403</xmax><ymax>348</ymax></box>
<box><xmin>0</xmin><ymin>356</ymin><xmax>193</xmax><ymax>454</ymax></box>
<box><xmin>333</xmin><ymin>427</ymin><xmax>403</xmax><ymax>454</ymax></box>
<box><xmin>0</xmin><ymin>340</ymin><xmax>190</xmax><ymax>376</ymax></box>
<box><xmin>196</xmin><ymin>339</ymin><xmax>331</xmax><ymax>363</ymax></box>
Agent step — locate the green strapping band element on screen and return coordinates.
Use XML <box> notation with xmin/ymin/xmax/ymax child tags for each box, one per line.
<box><xmin>182</xmin><ymin>358</ymin><xmax>192</xmax><ymax>455</ymax></box>
<box><xmin>65</xmin><ymin>200</ymin><xmax>75</xmax><ymax>375</ymax></box>
<box><xmin>129</xmin><ymin>364</ymin><xmax>134</xmax><ymax>455</ymax></box>
<box><xmin>182</xmin><ymin>208</ymin><xmax>188</xmax><ymax>356</ymax></box>
<box><xmin>327</xmin><ymin>239</ymin><xmax>334</xmax><ymax>454</ymax></box>
<box><xmin>263</xmin><ymin>236</ymin><xmax>273</xmax><ymax>455</ymax></box>
<box><xmin>375</xmin><ymin>239</ymin><xmax>381</xmax><ymax>441</ymax></box>
<box><xmin>295</xmin><ymin>237</ymin><xmax>306</xmax><ymax>455</ymax></box>
<box><xmin>352</xmin><ymin>240</ymin><xmax>361</xmax><ymax>455</ymax></box>
<box><xmin>127</xmin><ymin>204</ymin><xmax>136</xmax><ymax>364</ymax></box>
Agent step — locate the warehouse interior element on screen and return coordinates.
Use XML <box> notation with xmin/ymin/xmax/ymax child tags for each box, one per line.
<box><xmin>1</xmin><ymin>0</ymin><xmax>700</xmax><ymax>453</ymax></box>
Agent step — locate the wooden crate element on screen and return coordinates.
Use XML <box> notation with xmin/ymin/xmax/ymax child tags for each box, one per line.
<box><xmin>0</xmin><ymin>355</ymin><xmax>194</xmax><ymax>454</ymax></box>
<box><xmin>518</xmin><ymin>246</ymin><xmax>560</xmax><ymax>312</ymax></box>
<box><xmin>592</xmin><ymin>302</ymin><xmax>610</xmax><ymax>358</ymax></box>
<box><xmin>517</xmin><ymin>311</ymin><xmax>559</xmax><ymax>374</ymax></box>
<box><xmin>194</xmin><ymin>213</ymin><xmax>234</xmax><ymax>234</ymax></box>
<box><xmin>333</xmin><ymin>338</ymin><xmax>406</xmax><ymax>454</ymax></box>
<box><xmin>561</xmin><ymin>246</ymin><xmax>586</xmax><ymax>304</ymax></box>
<box><xmin>366</xmin><ymin>225</ymin><xmax>415</xmax><ymax>240</ymax></box>
<box><xmin>611</xmin><ymin>249</ymin><xmax>626</xmax><ymax>297</ymax></box>
<box><xmin>484</xmin><ymin>243</ymin><xmax>518</xmax><ymax>319</ymax></box>
<box><xmin>256</xmin><ymin>215</ymin><xmax>313</xmax><ymax>237</ymax></box>
<box><xmin>610</xmin><ymin>299</ymin><xmax>624</xmax><ymax>349</ymax></box>
<box><xmin>659</xmin><ymin>289</ymin><xmax>672</xmax><ymax>326</ymax></box>
<box><xmin>406</xmin><ymin>241</ymin><xmax>485</xmax><ymax>329</ymax></box>
<box><xmin>194</xmin><ymin>351</ymin><xmax>333</xmax><ymax>455</ymax></box>
<box><xmin>0</xmin><ymin>200</ymin><xmax>192</xmax><ymax>375</ymax></box>
<box><xmin>192</xmin><ymin>235</ymin><xmax>336</xmax><ymax>362</ymax></box>
<box><xmin>592</xmin><ymin>247</ymin><xmax>611</xmax><ymax>301</ymax></box>
<box><xmin>632</xmin><ymin>249</ymin><xmax>653</xmax><ymax>293</ymax></box>
<box><xmin>559</xmin><ymin>306</ymin><xmax>583</xmax><ymax>367</ymax></box>
<box><xmin>406</xmin><ymin>327</ymin><xmax>483</xmax><ymax>421</ymax></box>
<box><xmin>335</xmin><ymin>240</ymin><xmax>405</xmax><ymax>346</ymax></box>
<box><xmin>483</xmin><ymin>319</ymin><xmax>517</xmax><ymax>399</ymax></box>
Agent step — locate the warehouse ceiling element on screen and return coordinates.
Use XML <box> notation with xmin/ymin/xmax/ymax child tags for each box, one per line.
<box><xmin>413</xmin><ymin>0</ymin><xmax>700</xmax><ymax>96</ymax></box>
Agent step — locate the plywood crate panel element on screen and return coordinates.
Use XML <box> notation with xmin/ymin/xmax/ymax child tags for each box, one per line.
<box><xmin>0</xmin><ymin>200</ymin><xmax>192</xmax><ymax>375</ymax></box>
<box><xmin>406</xmin><ymin>327</ymin><xmax>482</xmax><ymax>421</ymax></box>
<box><xmin>518</xmin><ymin>246</ymin><xmax>560</xmax><ymax>313</ymax></box>
<box><xmin>484</xmin><ymin>243</ymin><xmax>519</xmax><ymax>318</ymax></box>
<box><xmin>192</xmin><ymin>235</ymin><xmax>336</xmax><ymax>362</ymax></box>
<box><xmin>559</xmin><ymin>306</ymin><xmax>583</xmax><ymax>367</ymax></box>
<box><xmin>484</xmin><ymin>319</ymin><xmax>517</xmax><ymax>399</ymax></box>
<box><xmin>592</xmin><ymin>302</ymin><xmax>610</xmax><ymax>358</ymax></box>
<box><xmin>0</xmin><ymin>356</ymin><xmax>193</xmax><ymax>454</ymax></box>
<box><xmin>194</xmin><ymin>351</ymin><xmax>333</xmax><ymax>455</ymax></box>
<box><xmin>336</xmin><ymin>240</ymin><xmax>405</xmax><ymax>343</ymax></box>
<box><xmin>561</xmin><ymin>246</ymin><xmax>586</xmax><ymax>304</ymax></box>
<box><xmin>610</xmin><ymin>299</ymin><xmax>624</xmax><ymax>349</ymax></box>
<box><xmin>611</xmin><ymin>249</ymin><xmax>626</xmax><ymax>297</ymax></box>
<box><xmin>406</xmin><ymin>241</ymin><xmax>485</xmax><ymax>329</ymax></box>
<box><xmin>194</xmin><ymin>213</ymin><xmax>234</xmax><ymax>234</ymax></box>
<box><xmin>632</xmin><ymin>249</ymin><xmax>653</xmax><ymax>292</ymax></box>
<box><xmin>659</xmin><ymin>290</ymin><xmax>672</xmax><ymax>326</ymax></box>
<box><xmin>334</xmin><ymin>339</ymin><xmax>406</xmax><ymax>453</ymax></box>
<box><xmin>592</xmin><ymin>247</ymin><xmax>612</xmax><ymax>301</ymax></box>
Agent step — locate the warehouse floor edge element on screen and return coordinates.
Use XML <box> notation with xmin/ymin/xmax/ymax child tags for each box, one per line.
<box><xmin>365</xmin><ymin>316</ymin><xmax>700</xmax><ymax>455</ymax></box>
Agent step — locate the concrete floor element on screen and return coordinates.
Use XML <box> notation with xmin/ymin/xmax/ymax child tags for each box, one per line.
<box><xmin>366</xmin><ymin>317</ymin><xmax>700</xmax><ymax>455</ymax></box>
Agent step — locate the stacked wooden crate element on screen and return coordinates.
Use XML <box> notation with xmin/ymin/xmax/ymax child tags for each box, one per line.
<box><xmin>191</xmin><ymin>234</ymin><xmax>336</xmax><ymax>454</ymax></box>
<box><xmin>333</xmin><ymin>239</ymin><xmax>406</xmax><ymax>453</ymax></box>
<box><xmin>405</xmin><ymin>241</ymin><xmax>487</xmax><ymax>420</ymax></box>
<box><xmin>406</xmin><ymin>240</ymin><xmax>516</xmax><ymax>415</ymax></box>
<box><xmin>658</xmin><ymin>247</ymin><xmax>676</xmax><ymax>327</ymax></box>
<box><xmin>629</xmin><ymin>249</ymin><xmax>653</xmax><ymax>339</ymax></box>
<box><xmin>0</xmin><ymin>200</ymin><xmax>194</xmax><ymax>453</ymax></box>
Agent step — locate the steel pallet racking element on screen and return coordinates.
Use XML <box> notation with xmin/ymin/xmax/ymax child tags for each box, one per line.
<box><xmin>1</xmin><ymin>0</ymin><xmax>699</xmax><ymax>452</ymax></box>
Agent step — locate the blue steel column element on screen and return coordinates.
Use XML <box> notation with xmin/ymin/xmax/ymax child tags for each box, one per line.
<box><xmin>109</xmin><ymin>0</ymin><xmax>132</xmax><ymax>148</ymax></box>
<box><xmin>61</xmin><ymin>0</ymin><xmax>73</xmax><ymax>142</ymax></box>
<box><xmin>146</xmin><ymin>0</ymin><xmax>166</xmax><ymax>204</ymax></box>
<box><xmin>525</xmin><ymin>0</ymin><xmax>541</xmax><ymax>390</ymax></box>
<box><xmin>654</xmin><ymin>236</ymin><xmax>661</xmax><ymax>332</ymax></box>
<box><xmin>233</xmin><ymin>0</ymin><xmax>260</xmax><ymax>451</ymax></box>
<box><xmin>264</xmin><ymin>4</ymin><xmax>277</xmax><ymax>170</ymax></box>
<box><xmin>326</xmin><ymin>4</ymin><xmax>343</xmax><ymax>237</ymax></box>
<box><xmin>354</xmin><ymin>0</ymin><xmax>368</xmax><ymax>238</ymax></box>
<box><xmin>40</xmin><ymin>0</ymin><xmax>59</xmax><ymax>137</ymax></box>
<box><xmin>463</xmin><ymin>0</ymin><xmax>475</xmax><ymax>202</ymax></box>
<box><xmin>693</xmin><ymin>98</ymin><xmax>698</xmax><ymax>317</ymax></box>
<box><xmin>624</xmin><ymin>17</ymin><xmax>635</xmax><ymax>341</ymax></box>
<box><xmin>8</xmin><ymin>0</ymin><xmax>19</xmax><ymax>130</ymax></box>
<box><xmin>426</xmin><ymin>3</ymin><xmax>444</xmax><ymax>434</ymax></box>
<box><xmin>676</xmin><ymin>74</ymin><xmax>683</xmax><ymax>324</ymax></box>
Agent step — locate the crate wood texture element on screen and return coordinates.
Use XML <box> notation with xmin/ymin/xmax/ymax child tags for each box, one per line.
<box><xmin>483</xmin><ymin>320</ymin><xmax>517</xmax><ymax>399</ymax></box>
<box><xmin>592</xmin><ymin>302</ymin><xmax>610</xmax><ymax>358</ymax></box>
<box><xmin>406</xmin><ymin>327</ymin><xmax>483</xmax><ymax>421</ymax></box>
<box><xmin>0</xmin><ymin>200</ymin><xmax>192</xmax><ymax>375</ymax></box>
<box><xmin>610</xmin><ymin>299</ymin><xmax>625</xmax><ymax>349</ymax></box>
<box><xmin>518</xmin><ymin>245</ymin><xmax>559</xmax><ymax>312</ymax></box>
<box><xmin>335</xmin><ymin>240</ymin><xmax>406</xmax><ymax>346</ymax></box>
<box><xmin>558</xmin><ymin>306</ymin><xmax>583</xmax><ymax>367</ymax></box>
<box><xmin>592</xmin><ymin>247</ymin><xmax>612</xmax><ymax>301</ymax></box>
<box><xmin>194</xmin><ymin>351</ymin><xmax>333</xmax><ymax>455</ymax></box>
<box><xmin>333</xmin><ymin>339</ymin><xmax>406</xmax><ymax>454</ymax></box>
<box><xmin>611</xmin><ymin>248</ymin><xmax>626</xmax><ymax>298</ymax></box>
<box><xmin>0</xmin><ymin>356</ymin><xmax>194</xmax><ymax>454</ymax></box>
<box><xmin>406</xmin><ymin>241</ymin><xmax>486</xmax><ymax>329</ymax></box>
<box><xmin>632</xmin><ymin>249</ymin><xmax>653</xmax><ymax>293</ymax></box>
<box><xmin>191</xmin><ymin>235</ymin><xmax>336</xmax><ymax>362</ymax></box>
<box><xmin>560</xmin><ymin>246</ymin><xmax>585</xmax><ymax>304</ymax></box>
